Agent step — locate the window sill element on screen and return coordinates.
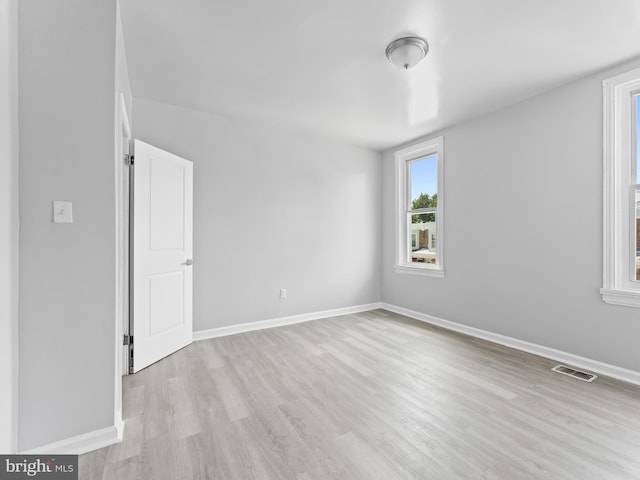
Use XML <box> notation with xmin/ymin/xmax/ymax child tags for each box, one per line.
<box><xmin>394</xmin><ymin>264</ymin><xmax>445</xmax><ymax>278</ymax></box>
<box><xmin>600</xmin><ymin>288</ymin><xmax>640</xmax><ymax>308</ymax></box>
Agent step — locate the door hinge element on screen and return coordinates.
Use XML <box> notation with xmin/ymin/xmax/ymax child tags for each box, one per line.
<box><xmin>124</xmin><ymin>154</ymin><xmax>134</xmax><ymax>166</ymax></box>
<box><xmin>129</xmin><ymin>345</ymin><xmax>134</xmax><ymax>374</ymax></box>
<box><xmin>123</xmin><ymin>334</ymin><xmax>133</xmax><ymax>346</ymax></box>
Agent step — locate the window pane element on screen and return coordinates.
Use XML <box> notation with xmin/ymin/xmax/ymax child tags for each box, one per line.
<box><xmin>636</xmin><ymin>95</ymin><xmax>640</xmax><ymax>280</ymax></box>
<box><xmin>410</xmin><ymin>155</ymin><xmax>437</xmax><ymax>210</ymax></box>
<box><xmin>409</xmin><ymin>213</ymin><xmax>436</xmax><ymax>264</ymax></box>
<box><xmin>636</xmin><ymin>187</ymin><xmax>640</xmax><ymax>281</ymax></box>
<box><xmin>636</xmin><ymin>94</ymin><xmax>640</xmax><ymax>184</ymax></box>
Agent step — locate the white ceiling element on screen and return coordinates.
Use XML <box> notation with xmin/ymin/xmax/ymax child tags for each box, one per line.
<box><xmin>119</xmin><ymin>0</ymin><xmax>640</xmax><ymax>150</ymax></box>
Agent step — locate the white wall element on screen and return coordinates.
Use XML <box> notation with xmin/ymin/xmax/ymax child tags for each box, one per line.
<box><xmin>0</xmin><ymin>0</ymin><xmax>19</xmax><ymax>454</ymax></box>
<box><xmin>133</xmin><ymin>98</ymin><xmax>382</xmax><ymax>331</ymax></box>
<box><xmin>18</xmin><ymin>0</ymin><xmax>117</xmax><ymax>451</ymax></box>
<box><xmin>382</xmin><ymin>57</ymin><xmax>640</xmax><ymax>373</ymax></box>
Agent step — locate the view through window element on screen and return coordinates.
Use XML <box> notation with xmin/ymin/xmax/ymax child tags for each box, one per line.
<box><xmin>631</xmin><ymin>94</ymin><xmax>640</xmax><ymax>281</ymax></box>
<box><xmin>409</xmin><ymin>155</ymin><xmax>438</xmax><ymax>264</ymax></box>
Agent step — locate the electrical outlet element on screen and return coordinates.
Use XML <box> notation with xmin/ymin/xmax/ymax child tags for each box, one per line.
<box><xmin>53</xmin><ymin>201</ymin><xmax>73</xmax><ymax>223</ymax></box>
<box><xmin>280</xmin><ymin>288</ymin><xmax>287</xmax><ymax>299</ymax></box>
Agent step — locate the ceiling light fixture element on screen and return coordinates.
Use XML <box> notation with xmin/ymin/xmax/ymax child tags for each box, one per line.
<box><xmin>385</xmin><ymin>36</ymin><xmax>429</xmax><ymax>70</ymax></box>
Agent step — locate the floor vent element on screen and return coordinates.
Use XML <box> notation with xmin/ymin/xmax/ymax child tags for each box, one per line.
<box><xmin>551</xmin><ymin>364</ymin><xmax>597</xmax><ymax>382</ymax></box>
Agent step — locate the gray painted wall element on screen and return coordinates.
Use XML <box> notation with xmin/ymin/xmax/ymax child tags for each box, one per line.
<box><xmin>0</xmin><ymin>0</ymin><xmax>19</xmax><ymax>454</ymax></box>
<box><xmin>18</xmin><ymin>0</ymin><xmax>117</xmax><ymax>450</ymax></box>
<box><xmin>133</xmin><ymin>98</ymin><xmax>382</xmax><ymax>331</ymax></box>
<box><xmin>116</xmin><ymin>2</ymin><xmax>132</xmax><ymax>121</ymax></box>
<box><xmin>382</xmin><ymin>58</ymin><xmax>640</xmax><ymax>373</ymax></box>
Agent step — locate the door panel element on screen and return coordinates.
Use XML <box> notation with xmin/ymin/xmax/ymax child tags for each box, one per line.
<box><xmin>150</xmin><ymin>160</ymin><xmax>186</xmax><ymax>251</ymax></box>
<box><xmin>132</xmin><ymin>139</ymin><xmax>193</xmax><ymax>373</ymax></box>
<box><xmin>148</xmin><ymin>271</ymin><xmax>185</xmax><ymax>335</ymax></box>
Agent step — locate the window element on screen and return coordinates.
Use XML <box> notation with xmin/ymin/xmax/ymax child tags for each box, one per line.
<box><xmin>411</xmin><ymin>232</ymin><xmax>419</xmax><ymax>250</ymax></box>
<box><xmin>602</xmin><ymin>68</ymin><xmax>640</xmax><ymax>307</ymax></box>
<box><xmin>394</xmin><ymin>136</ymin><xmax>444</xmax><ymax>277</ymax></box>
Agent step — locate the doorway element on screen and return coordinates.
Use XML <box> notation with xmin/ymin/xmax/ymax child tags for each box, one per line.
<box><xmin>114</xmin><ymin>103</ymin><xmax>194</xmax><ymax>426</ymax></box>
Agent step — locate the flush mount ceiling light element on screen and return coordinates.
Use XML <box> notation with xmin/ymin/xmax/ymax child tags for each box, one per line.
<box><xmin>385</xmin><ymin>36</ymin><xmax>429</xmax><ymax>70</ymax></box>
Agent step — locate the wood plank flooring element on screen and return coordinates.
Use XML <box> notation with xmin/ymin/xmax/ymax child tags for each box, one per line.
<box><xmin>80</xmin><ymin>309</ymin><xmax>640</xmax><ymax>479</ymax></box>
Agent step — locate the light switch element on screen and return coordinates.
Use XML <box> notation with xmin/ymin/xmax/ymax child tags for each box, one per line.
<box><xmin>53</xmin><ymin>201</ymin><xmax>73</xmax><ymax>223</ymax></box>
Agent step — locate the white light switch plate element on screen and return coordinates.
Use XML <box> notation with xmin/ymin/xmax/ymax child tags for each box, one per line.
<box><xmin>53</xmin><ymin>201</ymin><xmax>73</xmax><ymax>223</ymax></box>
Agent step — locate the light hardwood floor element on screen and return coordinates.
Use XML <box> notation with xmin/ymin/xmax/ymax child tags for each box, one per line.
<box><xmin>80</xmin><ymin>310</ymin><xmax>640</xmax><ymax>479</ymax></box>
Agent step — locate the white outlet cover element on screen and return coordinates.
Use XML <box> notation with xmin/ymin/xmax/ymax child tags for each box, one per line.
<box><xmin>53</xmin><ymin>201</ymin><xmax>73</xmax><ymax>223</ymax></box>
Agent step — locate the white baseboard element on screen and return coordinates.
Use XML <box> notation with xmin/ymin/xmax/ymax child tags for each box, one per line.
<box><xmin>380</xmin><ymin>302</ymin><xmax>640</xmax><ymax>387</ymax></box>
<box><xmin>23</xmin><ymin>422</ymin><xmax>123</xmax><ymax>455</ymax></box>
<box><xmin>193</xmin><ymin>303</ymin><xmax>382</xmax><ymax>341</ymax></box>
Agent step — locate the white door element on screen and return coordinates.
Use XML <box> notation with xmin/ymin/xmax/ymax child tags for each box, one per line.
<box><xmin>131</xmin><ymin>139</ymin><xmax>193</xmax><ymax>372</ymax></box>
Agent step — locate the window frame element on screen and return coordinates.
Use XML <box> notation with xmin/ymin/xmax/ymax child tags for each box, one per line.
<box><xmin>394</xmin><ymin>136</ymin><xmax>445</xmax><ymax>277</ymax></box>
<box><xmin>601</xmin><ymin>67</ymin><xmax>640</xmax><ymax>307</ymax></box>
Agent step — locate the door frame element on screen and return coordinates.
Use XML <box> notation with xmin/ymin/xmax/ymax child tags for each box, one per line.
<box><xmin>114</xmin><ymin>93</ymin><xmax>131</xmax><ymax>436</ymax></box>
<box><xmin>0</xmin><ymin>0</ymin><xmax>19</xmax><ymax>453</ymax></box>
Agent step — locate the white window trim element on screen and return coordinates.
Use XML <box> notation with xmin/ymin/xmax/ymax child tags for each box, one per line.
<box><xmin>601</xmin><ymin>67</ymin><xmax>640</xmax><ymax>307</ymax></box>
<box><xmin>394</xmin><ymin>136</ymin><xmax>445</xmax><ymax>278</ymax></box>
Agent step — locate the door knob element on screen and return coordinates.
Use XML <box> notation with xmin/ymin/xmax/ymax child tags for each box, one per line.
<box><xmin>185</xmin><ymin>259</ymin><xmax>194</xmax><ymax>266</ymax></box>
